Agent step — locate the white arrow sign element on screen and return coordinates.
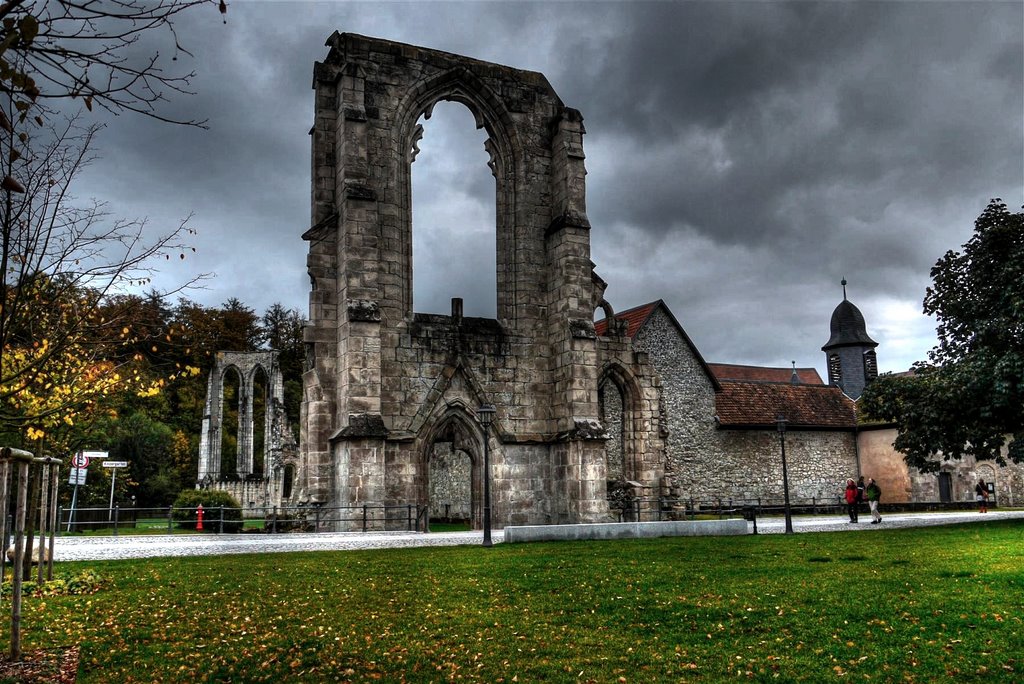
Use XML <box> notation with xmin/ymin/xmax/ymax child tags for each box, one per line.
<box><xmin>102</xmin><ymin>460</ymin><xmax>129</xmax><ymax>468</ymax></box>
<box><xmin>81</xmin><ymin>450</ymin><xmax>109</xmax><ymax>460</ymax></box>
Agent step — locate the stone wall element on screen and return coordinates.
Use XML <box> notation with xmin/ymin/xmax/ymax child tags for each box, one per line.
<box><xmin>598</xmin><ymin>380</ymin><xmax>624</xmax><ymax>479</ymax></box>
<box><xmin>428</xmin><ymin>444</ymin><xmax>472</xmax><ymax>521</ymax></box>
<box><xmin>631</xmin><ymin>306</ymin><xmax>858</xmax><ymax>504</ymax></box>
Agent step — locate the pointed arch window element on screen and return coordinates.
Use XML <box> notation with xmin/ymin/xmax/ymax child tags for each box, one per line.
<box><xmin>410</xmin><ymin>101</ymin><xmax>496</xmax><ymax>318</ymax></box>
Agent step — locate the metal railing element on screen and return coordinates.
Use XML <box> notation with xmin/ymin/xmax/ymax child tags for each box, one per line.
<box><xmin>55</xmin><ymin>503</ymin><xmax>431</xmax><ymax>536</ymax></box>
<box><xmin>46</xmin><ymin>496</ymin><xmax>1001</xmax><ymax>538</ymax></box>
<box><xmin>609</xmin><ymin>495</ymin><xmax>1000</xmax><ymax>525</ymax></box>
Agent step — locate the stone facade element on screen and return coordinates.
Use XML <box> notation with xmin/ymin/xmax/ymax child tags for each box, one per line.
<box><xmin>297</xmin><ymin>34</ymin><xmax>629</xmax><ymax>529</ymax></box>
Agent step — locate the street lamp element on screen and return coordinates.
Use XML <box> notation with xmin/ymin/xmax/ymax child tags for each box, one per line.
<box><xmin>776</xmin><ymin>415</ymin><xmax>794</xmax><ymax>534</ymax></box>
<box><xmin>477</xmin><ymin>404</ymin><xmax>496</xmax><ymax>547</ymax></box>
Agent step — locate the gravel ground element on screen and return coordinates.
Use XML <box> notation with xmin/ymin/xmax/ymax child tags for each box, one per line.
<box><xmin>49</xmin><ymin>510</ymin><xmax>1024</xmax><ymax>562</ymax></box>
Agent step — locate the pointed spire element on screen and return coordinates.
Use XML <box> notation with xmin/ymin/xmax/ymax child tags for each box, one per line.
<box><xmin>842</xmin><ymin>278</ymin><xmax>848</xmax><ymax>301</ymax></box>
<box><xmin>790</xmin><ymin>361</ymin><xmax>799</xmax><ymax>384</ymax></box>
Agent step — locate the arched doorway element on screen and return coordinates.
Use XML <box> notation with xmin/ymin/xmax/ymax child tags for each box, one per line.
<box><xmin>422</xmin><ymin>410</ymin><xmax>483</xmax><ymax>530</ymax></box>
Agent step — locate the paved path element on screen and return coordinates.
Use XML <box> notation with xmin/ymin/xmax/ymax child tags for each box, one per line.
<box><xmin>749</xmin><ymin>508</ymin><xmax>1024</xmax><ymax>534</ymax></box>
<box><xmin>50</xmin><ymin>510</ymin><xmax>1024</xmax><ymax>562</ymax></box>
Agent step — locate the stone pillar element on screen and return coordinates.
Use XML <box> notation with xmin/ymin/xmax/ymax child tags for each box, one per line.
<box><xmin>237</xmin><ymin>381</ymin><xmax>253</xmax><ymax>476</ymax></box>
<box><xmin>545</xmin><ymin>107</ymin><xmax>601</xmax><ymax>433</ymax></box>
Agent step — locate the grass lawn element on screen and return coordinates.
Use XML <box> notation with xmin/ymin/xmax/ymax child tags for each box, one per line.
<box><xmin>3</xmin><ymin>520</ymin><xmax>1022</xmax><ymax>682</ymax></box>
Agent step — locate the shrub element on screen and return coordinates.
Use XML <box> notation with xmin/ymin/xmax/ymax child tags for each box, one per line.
<box><xmin>171</xmin><ymin>490</ymin><xmax>243</xmax><ymax>532</ymax></box>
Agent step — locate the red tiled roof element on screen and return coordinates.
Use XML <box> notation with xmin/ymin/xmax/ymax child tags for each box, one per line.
<box><xmin>715</xmin><ymin>381</ymin><xmax>856</xmax><ymax>429</ymax></box>
<box><xmin>594</xmin><ymin>301</ymin><xmax>659</xmax><ymax>338</ymax></box>
<box><xmin>708</xmin><ymin>363</ymin><xmax>824</xmax><ymax>385</ymax></box>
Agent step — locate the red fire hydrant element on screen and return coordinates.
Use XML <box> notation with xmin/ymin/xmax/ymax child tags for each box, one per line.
<box><xmin>196</xmin><ymin>504</ymin><xmax>204</xmax><ymax>531</ymax></box>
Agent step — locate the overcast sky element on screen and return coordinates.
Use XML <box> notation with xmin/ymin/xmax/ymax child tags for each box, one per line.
<box><xmin>72</xmin><ymin>0</ymin><xmax>1023</xmax><ymax>380</ymax></box>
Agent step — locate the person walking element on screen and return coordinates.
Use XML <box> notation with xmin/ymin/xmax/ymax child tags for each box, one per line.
<box><xmin>865</xmin><ymin>478</ymin><xmax>882</xmax><ymax>524</ymax></box>
<box><xmin>844</xmin><ymin>478</ymin><xmax>859</xmax><ymax>522</ymax></box>
<box><xmin>975</xmin><ymin>479</ymin><xmax>989</xmax><ymax>513</ymax></box>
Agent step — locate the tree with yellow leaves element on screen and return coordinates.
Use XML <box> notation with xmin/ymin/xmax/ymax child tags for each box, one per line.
<box><xmin>1</xmin><ymin>115</ymin><xmax>203</xmax><ymax>445</ymax></box>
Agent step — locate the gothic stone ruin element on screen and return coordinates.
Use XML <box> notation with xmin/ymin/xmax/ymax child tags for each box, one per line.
<box><xmin>296</xmin><ymin>33</ymin><xmax>666</xmax><ymax>530</ymax></box>
<box><xmin>207</xmin><ymin>34</ymin><xmax>1023</xmax><ymax>528</ymax></box>
<box><xmin>198</xmin><ymin>351</ymin><xmax>298</xmax><ymax>509</ymax></box>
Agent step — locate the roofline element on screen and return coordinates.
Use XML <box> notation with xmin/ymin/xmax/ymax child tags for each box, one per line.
<box><xmin>716</xmin><ymin>423</ymin><xmax>857</xmax><ymax>432</ymax></box>
<box><xmin>645</xmin><ymin>301</ymin><xmax>723</xmax><ymax>392</ymax></box>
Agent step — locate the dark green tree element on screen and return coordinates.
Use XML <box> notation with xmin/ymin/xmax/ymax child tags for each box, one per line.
<box><xmin>861</xmin><ymin>199</ymin><xmax>1024</xmax><ymax>471</ymax></box>
<box><xmin>262</xmin><ymin>302</ymin><xmax>304</xmax><ymax>427</ymax></box>
<box><xmin>107</xmin><ymin>412</ymin><xmax>175</xmax><ymax>506</ymax></box>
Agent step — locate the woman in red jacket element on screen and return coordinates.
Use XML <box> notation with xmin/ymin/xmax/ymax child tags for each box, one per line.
<box><xmin>844</xmin><ymin>478</ymin><xmax>859</xmax><ymax>523</ymax></box>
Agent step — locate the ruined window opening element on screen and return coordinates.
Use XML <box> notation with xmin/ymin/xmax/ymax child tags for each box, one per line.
<box><xmin>411</xmin><ymin>101</ymin><xmax>496</xmax><ymax>318</ymax></box>
<box><xmin>252</xmin><ymin>366</ymin><xmax>268</xmax><ymax>477</ymax></box>
<box><xmin>219</xmin><ymin>367</ymin><xmax>242</xmax><ymax>479</ymax></box>
<box><xmin>282</xmin><ymin>464</ymin><xmax>295</xmax><ymax>500</ymax></box>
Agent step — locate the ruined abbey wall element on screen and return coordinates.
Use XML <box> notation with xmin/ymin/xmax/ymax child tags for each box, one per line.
<box><xmin>297</xmin><ymin>33</ymin><xmax>653</xmax><ymax>528</ymax></box>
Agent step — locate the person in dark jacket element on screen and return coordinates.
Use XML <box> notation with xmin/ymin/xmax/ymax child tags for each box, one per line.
<box><xmin>844</xmin><ymin>479</ymin><xmax>859</xmax><ymax>522</ymax></box>
<box><xmin>975</xmin><ymin>479</ymin><xmax>989</xmax><ymax>513</ymax></box>
<box><xmin>865</xmin><ymin>478</ymin><xmax>882</xmax><ymax>524</ymax></box>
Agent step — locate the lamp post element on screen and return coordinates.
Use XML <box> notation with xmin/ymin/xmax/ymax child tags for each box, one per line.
<box><xmin>477</xmin><ymin>404</ymin><xmax>496</xmax><ymax>547</ymax></box>
<box><xmin>776</xmin><ymin>415</ymin><xmax>794</xmax><ymax>534</ymax></box>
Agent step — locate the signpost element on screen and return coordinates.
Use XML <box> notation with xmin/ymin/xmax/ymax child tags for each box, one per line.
<box><xmin>103</xmin><ymin>460</ymin><xmax>128</xmax><ymax>522</ymax></box>
<box><xmin>66</xmin><ymin>450</ymin><xmax>108</xmax><ymax>532</ymax></box>
<box><xmin>80</xmin><ymin>451</ymin><xmax>109</xmax><ymax>461</ymax></box>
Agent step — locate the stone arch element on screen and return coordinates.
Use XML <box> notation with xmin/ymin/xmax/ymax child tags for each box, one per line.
<box><xmin>393</xmin><ymin>67</ymin><xmax>521</xmax><ymax>321</ymax></box>
<box><xmin>220</xmin><ymin>364</ymin><xmax>244</xmax><ymax>478</ymax></box>
<box><xmin>302</xmin><ymin>34</ymin><xmax>608</xmax><ymax>528</ymax></box>
<box><xmin>199</xmin><ymin>351</ymin><xmax>289</xmax><ymax>484</ymax></box>
<box><xmin>417</xmin><ymin>404</ymin><xmax>489</xmax><ymax>529</ymax></box>
<box><xmin>251</xmin><ymin>363</ymin><xmax>270</xmax><ymax>476</ymax></box>
<box><xmin>598</xmin><ymin>361</ymin><xmax>644</xmax><ymax>483</ymax></box>
<box><xmin>977</xmin><ymin>463</ymin><xmax>997</xmax><ymax>500</ymax></box>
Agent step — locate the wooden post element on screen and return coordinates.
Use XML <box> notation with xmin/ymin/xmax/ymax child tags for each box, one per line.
<box><xmin>47</xmin><ymin>458</ymin><xmax>59</xmax><ymax>581</ymax></box>
<box><xmin>0</xmin><ymin>458</ymin><xmax>10</xmax><ymax>588</ymax></box>
<box><xmin>20</xmin><ymin>462</ymin><xmax>37</xmax><ymax>580</ymax></box>
<box><xmin>35</xmin><ymin>463</ymin><xmax>47</xmax><ymax>583</ymax></box>
<box><xmin>11</xmin><ymin>457</ymin><xmax>30</xmax><ymax>660</ymax></box>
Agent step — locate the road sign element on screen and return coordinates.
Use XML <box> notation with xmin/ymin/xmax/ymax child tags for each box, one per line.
<box><xmin>71</xmin><ymin>453</ymin><xmax>89</xmax><ymax>469</ymax></box>
<box><xmin>68</xmin><ymin>467</ymin><xmax>87</xmax><ymax>485</ymax></box>
<box><xmin>81</xmin><ymin>450</ymin><xmax>109</xmax><ymax>460</ymax></box>
<box><xmin>102</xmin><ymin>460</ymin><xmax>129</xmax><ymax>468</ymax></box>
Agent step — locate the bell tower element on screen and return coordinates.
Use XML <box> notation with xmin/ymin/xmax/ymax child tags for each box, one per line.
<box><xmin>821</xmin><ymin>280</ymin><xmax>878</xmax><ymax>400</ymax></box>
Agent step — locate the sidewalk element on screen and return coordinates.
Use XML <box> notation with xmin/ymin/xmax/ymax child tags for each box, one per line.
<box><xmin>50</xmin><ymin>510</ymin><xmax>1024</xmax><ymax>562</ymax></box>
<box><xmin>750</xmin><ymin>508</ymin><xmax>1024</xmax><ymax>534</ymax></box>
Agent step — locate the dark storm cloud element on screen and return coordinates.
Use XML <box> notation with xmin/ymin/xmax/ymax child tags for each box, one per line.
<box><xmin>64</xmin><ymin>1</ymin><xmax>1022</xmax><ymax>378</ymax></box>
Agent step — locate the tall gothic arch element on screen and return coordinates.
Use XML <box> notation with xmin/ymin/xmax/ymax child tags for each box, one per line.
<box><xmin>298</xmin><ymin>33</ymin><xmax>619</xmax><ymax>529</ymax></box>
